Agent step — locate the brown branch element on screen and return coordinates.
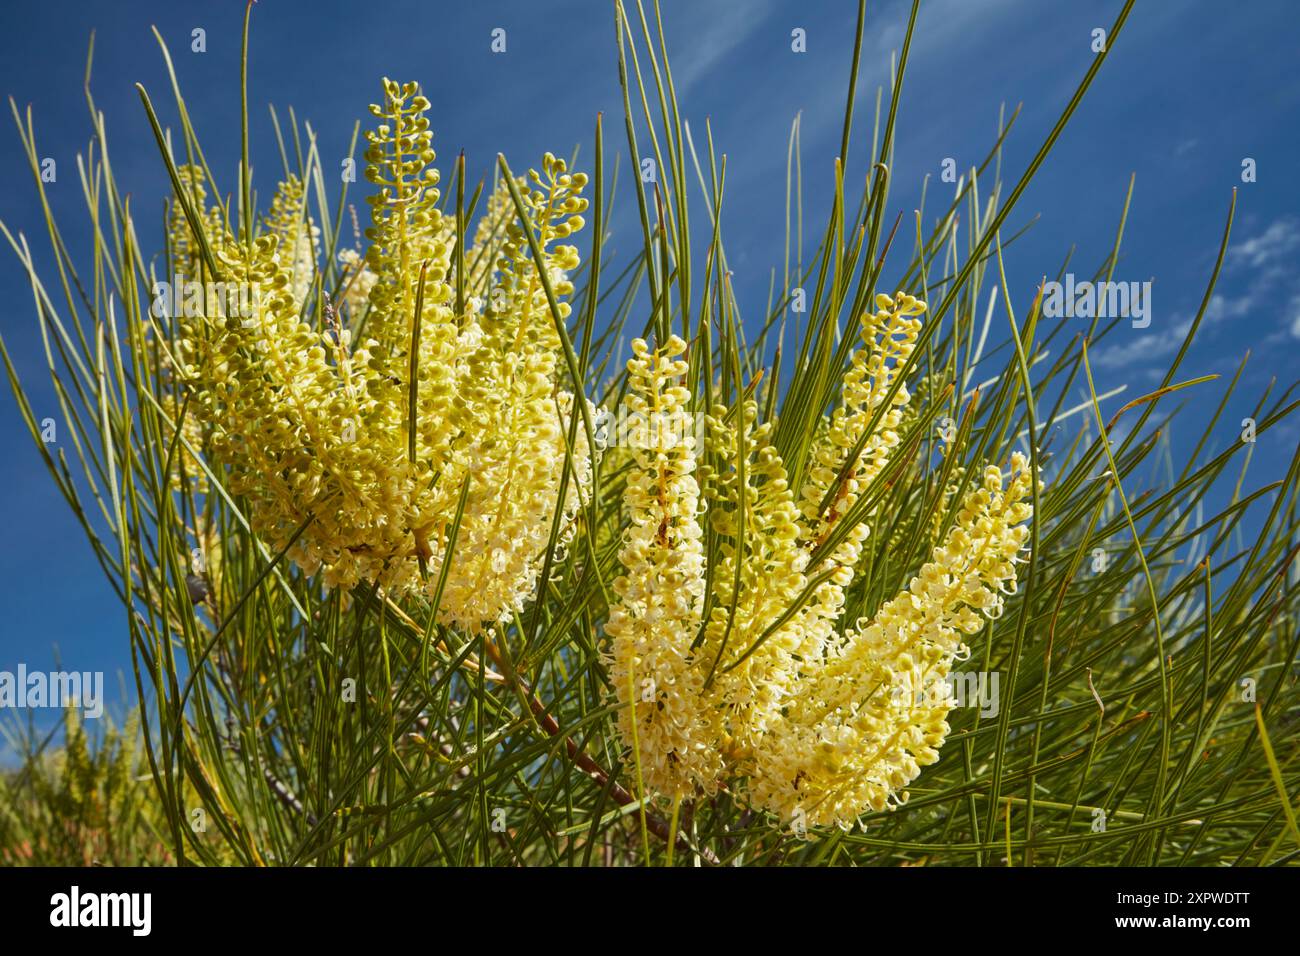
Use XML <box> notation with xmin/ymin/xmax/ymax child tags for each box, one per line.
<box><xmin>481</xmin><ymin>639</ymin><xmax>719</xmax><ymax>865</ymax></box>
<box><xmin>378</xmin><ymin>594</ymin><xmax>718</xmax><ymax>863</ymax></box>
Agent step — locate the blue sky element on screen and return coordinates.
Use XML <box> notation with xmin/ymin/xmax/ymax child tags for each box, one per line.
<box><xmin>1</xmin><ymin>0</ymin><xmax>1297</xmax><ymax>741</ymax></box>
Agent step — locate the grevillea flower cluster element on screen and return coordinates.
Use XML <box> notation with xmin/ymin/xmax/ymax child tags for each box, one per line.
<box><xmin>168</xmin><ymin>78</ymin><xmax>597</xmax><ymax>630</ymax></box>
<box><xmin>606</xmin><ymin>292</ymin><xmax>1034</xmax><ymax>828</ymax></box>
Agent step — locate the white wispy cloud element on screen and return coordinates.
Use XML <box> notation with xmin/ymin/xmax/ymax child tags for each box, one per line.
<box><xmin>669</xmin><ymin>0</ymin><xmax>782</xmax><ymax>96</ymax></box>
<box><xmin>1091</xmin><ymin>291</ymin><xmax>1255</xmax><ymax>371</ymax></box>
<box><xmin>1097</xmin><ymin>216</ymin><xmax>1300</xmax><ymax>368</ymax></box>
<box><xmin>1229</xmin><ymin>217</ymin><xmax>1300</xmax><ymax>270</ymax></box>
<box><xmin>1091</xmin><ymin>317</ymin><xmax>1191</xmax><ymax>370</ymax></box>
<box><xmin>1285</xmin><ymin>291</ymin><xmax>1300</xmax><ymax>339</ymax></box>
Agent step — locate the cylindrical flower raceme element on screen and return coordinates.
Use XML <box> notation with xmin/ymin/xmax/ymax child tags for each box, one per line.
<box><xmin>265</xmin><ymin>174</ymin><xmax>320</xmax><ymax>303</ymax></box>
<box><xmin>790</xmin><ymin>293</ymin><xmax>927</xmax><ymax>675</ymax></box>
<box><xmin>605</xmin><ymin>336</ymin><xmax>725</xmax><ymax>800</ymax></box>
<box><xmin>696</xmin><ymin>401</ymin><xmax>811</xmax><ymax>762</ymax></box>
<box><xmin>749</xmin><ymin>453</ymin><xmax>1034</xmax><ymax>829</ymax></box>
<box><xmin>689</xmin><ymin>293</ymin><xmax>927</xmax><ymax>768</ymax></box>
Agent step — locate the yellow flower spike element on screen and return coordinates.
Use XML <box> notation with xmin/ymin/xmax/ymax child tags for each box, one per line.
<box><xmin>775</xmin><ymin>293</ymin><xmax>927</xmax><ymax>727</ymax></box>
<box><xmin>606</xmin><ymin>336</ymin><xmax>725</xmax><ymax>800</ymax></box>
<box><xmin>336</xmin><ymin>248</ymin><xmax>378</xmax><ymax>318</ymax></box>
<box><xmin>749</xmin><ymin>452</ymin><xmax>1034</xmax><ymax>829</ymax></box>
<box><xmin>696</xmin><ymin>401</ymin><xmax>810</xmax><ymax>755</ymax></box>
<box><xmin>175</xmin><ymin>80</ymin><xmax>596</xmax><ymax>632</ymax></box>
<box><xmin>166</xmin><ymin>164</ymin><xmax>218</xmax><ymax>280</ymax></box>
<box><xmin>465</xmin><ymin>175</ymin><xmax>526</xmax><ymax>297</ymax></box>
<box><xmin>798</xmin><ymin>292</ymin><xmax>925</xmax><ymax>551</ymax></box>
<box><xmin>264</xmin><ymin>175</ymin><xmax>320</xmax><ymax>303</ymax></box>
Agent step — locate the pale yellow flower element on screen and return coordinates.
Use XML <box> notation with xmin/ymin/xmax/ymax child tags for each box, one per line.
<box><xmin>606</xmin><ymin>335</ymin><xmax>725</xmax><ymax>799</ymax></box>
<box><xmin>265</xmin><ymin>174</ymin><xmax>320</xmax><ymax>302</ymax></box>
<box><xmin>750</xmin><ymin>454</ymin><xmax>1033</xmax><ymax>828</ymax></box>
<box><xmin>174</xmin><ymin>79</ymin><xmax>596</xmax><ymax>631</ymax></box>
<box><xmin>605</xmin><ymin>294</ymin><xmax>1034</xmax><ymax>827</ymax></box>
